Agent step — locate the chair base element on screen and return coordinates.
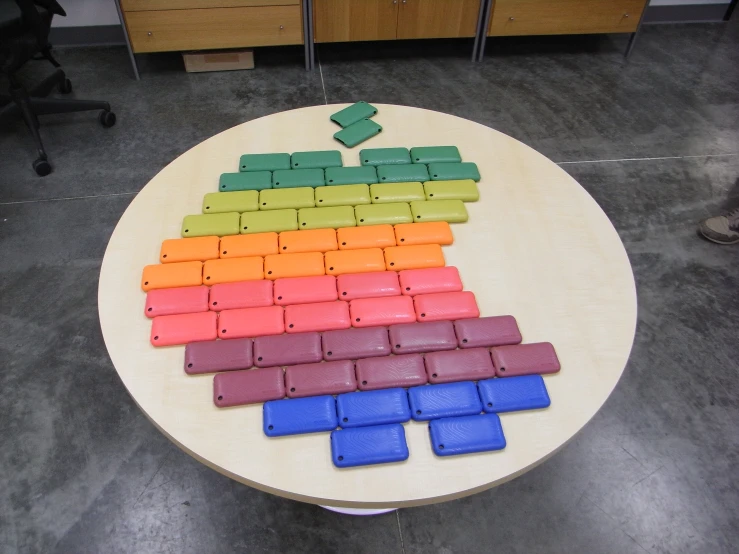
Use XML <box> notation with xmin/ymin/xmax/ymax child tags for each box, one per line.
<box><xmin>0</xmin><ymin>68</ymin><xmax>115</xmax><ymax>176</ymax></box>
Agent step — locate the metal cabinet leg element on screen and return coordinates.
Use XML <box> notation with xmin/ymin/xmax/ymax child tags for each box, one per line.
<box><xmin>475</xmin><ymin>0</ymin><xmax>494</xmax><ymax>62</ymax></box>
<box><xmin>303</xmin><ymin>0</ymin><xmax>315</xmax><ymax>71</ymax></box>
<box><xmin>114</xmin><ymin>0</ymin><xmax>140</xmax><ymax>80</ymax></box>
<box><xmin>472</xmin><ymin>0</ymin><xmax>487</xmax><ymax>61</ymax></box>
<box><xmin>624</xmin><ymin>8</ymin><xmax>646</xmax><ymax>59</ymax></box>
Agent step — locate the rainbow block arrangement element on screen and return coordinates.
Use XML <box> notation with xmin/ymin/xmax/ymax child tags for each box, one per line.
<box><xmin>139</xmin><ymin>146</ymin><xmax>561</xmax><ymax>467</ymax></box>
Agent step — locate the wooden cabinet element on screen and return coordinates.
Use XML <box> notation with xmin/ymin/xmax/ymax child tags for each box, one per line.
<box><xmin>313</xmin><ymin>0</ymin><xmax>399</xmax><ymax>43</ymax></box>
<box><xmin>314</xmin><ymin>0</ymin><xmax>482</xmax><ymax>43</ymax></box>
<box><xmin>397</xmin><ymin>0</ymin><xmax>480</xmax><ymax>39</ymax></box>
<box><xmin>488</xmin><ymin>0</ymin><xmax>644</xmax><ymax>36</ymax></box>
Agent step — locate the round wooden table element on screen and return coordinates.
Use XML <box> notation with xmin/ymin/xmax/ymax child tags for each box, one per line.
<box><xmin>98</xmin><ymin>104</ymin><xmax>637</xmax><ymax>509</ymax></box>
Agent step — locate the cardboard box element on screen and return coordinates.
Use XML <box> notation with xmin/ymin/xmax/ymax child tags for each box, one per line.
<box><xmin>183</xmin><ymin>50</ymin><xmax>254</xmax><ymax>73</ymax></box>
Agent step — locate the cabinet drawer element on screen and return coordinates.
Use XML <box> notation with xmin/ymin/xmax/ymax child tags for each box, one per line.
<box><xmin>489</xmin><ymin>0</ymin><xmax>645</xmax><ymax>36</ymax></box>
<box><xmin>122</xmin><ymin>0</ymin><xmax>299</xmax><ymax>11</ymax></box>
<box><xmin>314</xmin><ymin>0</ymin><xmax>398</xmax><ymax>43</ymax></box>
<box><xmin>126</xmin><ymin>5</ymin><xmax>303</xmax><ymax>53</ymax></box>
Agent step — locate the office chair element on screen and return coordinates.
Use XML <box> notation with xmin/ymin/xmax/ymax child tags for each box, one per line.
<box><xmin>0</xmin><ymin>0</ymin><xmax>116</xmax><ymax>176</ymax></box>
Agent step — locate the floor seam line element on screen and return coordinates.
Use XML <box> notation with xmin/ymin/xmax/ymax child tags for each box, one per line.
<box><xmin>556</xmin><ymin>153</ymin><xmax>739</xmax><ymax>165</ymax></box>
<box><xmin>0</xmin><ymin>191</ymin><xmax>138</xmax><ymax>206</ymax></box>
<box><xmin>396</xmin><ymin>510</ymin><xmax>406</xmax><ymax>554</ymax></box>
<box><xmin>317</xmin><ymin>47</ymin><xmax>328</xmax><ymax>105</ymax></box>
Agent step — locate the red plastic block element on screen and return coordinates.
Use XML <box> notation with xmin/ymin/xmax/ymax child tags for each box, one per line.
<box><xmin>336</xmin><ymin>271</ymin><xmax>401</xmax><ymax>301</ymax></box>
<box><xmin>273</xmin><ymin>275</ymin><xmax>338</xmax><ymax>305</ymax></box>
<box><xmin>209</xmin><ymin>280</ymin><xmax>273</xmax><ymax>311</ymax></box>
<box><xmin>284</xmin><ymin>301</ymin><xmax>351</xmax><ymax>333</ymax></box>
<box><xmin>150</xmin><ymin>311</ymin><xmax>217</xmax><ymax>346</ymax></box>
<box><xmin>217</xmin><ymin>306</ymin><xmax>285</xmax><ymax>339</ymax></box>
<box><xmin>145</xmin><ymin>286</ymin><xmax>209</xmax><ymax>318</ymax></box>
<box><xmin>413</xmin><ymin>291</ymin><xmax>479</xmax><ymax>322</ymax></box>
<box><xmin>349</xmin><ymin>296</ymin><xmax>416</xmax><ymax>327</ymax></box>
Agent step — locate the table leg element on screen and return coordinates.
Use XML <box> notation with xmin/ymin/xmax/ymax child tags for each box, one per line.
<box><xmin>320</xmin><ymin>506</ymin><xmax>397</xmax><ymax>515</ymax></box>
<box><xmin>113</xmin><ymin>0</ymin><xmax>140</xmax><ymax>80</ymax></box>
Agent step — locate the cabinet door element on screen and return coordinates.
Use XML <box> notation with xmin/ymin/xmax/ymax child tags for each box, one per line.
<box><xmin>397</xmin><ymin>0</ymin><xmax>481</xmax><ymax>39</ymax></box>
<box><xmin>489</xmin><ymin>0</ymin><xmax>645</xmax><ymax>36</ymax></box>
<box><xmin>314</xmin><ymin>0</ymin><xmax>399</xmax><ymax>43</ymax></box>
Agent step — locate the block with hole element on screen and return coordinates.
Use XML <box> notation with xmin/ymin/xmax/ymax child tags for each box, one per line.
<box><xmin>159</xmin><ymin>236</ymin><xmax>219</xmax><ymax>263</ymax></box>
<box><xmin>182</xmin><ymin>212</ymin><xmax>241</xmax><ymax>238</ymax></box>
<box><xmin>423</xmin><ymin>179</ymin><xmax>479</xmax><ymax>202</ymax></box>
<box><xmin>407</xmin><ymin>381</ymin><xmax>482</xmax><ymax>421</ymax></box>
<box><xmin>217</xmin><ymin>305</ymin><xmax>285</xmax><ymax>339</ymax></box>
<box><xmin>355</xmin><ymin>202</ymin><xmax>413</xmax><ymax>226</ymax></box>
<box><xmin>298</xmin><ymin>205</ymin><xmax>356</xmax><ymax>230</ymax></box>
<box><xmin>272</xmin><ymin>168</ymin><xmax>325</xmax><ymax>189</ymax></box>
<box><xmin>324</xmin><ymin>248</ymin><xmax>386</xmax><ymax>276</ymax></box>
<box><xmin>409</xmin><ymin>146</ymin><xmax>462</xmax><ymax>165</ymax></box>
<box><xmin>258</xmin><ymin>187</ymin><xmax>315</xmax><ymax>211</ymax></box>
<box><xmin>240</xmin><ymin>209</ymin><xmax>298</xmax><ymax>234</ymax></box>
<box><xmin>427</xmin><ymin>162</ymin><xmax>480</xmax><ymax>182</ymax></box>
<box><xmin>144</xmin><ymin>286</ymin><xmax>209</xmax><ymax>318</ymax></box>
<box><xmin>202</xmin><ymin>256</ymin><xmax>264</xmax><ymax>285</ymax></box>
<box><xmin>263</xmin><ymin>396</ymin><xmax>338</xmax><ymax>437</ymax></box>
<box><xmin>263</xmin><ymin>251</ymin><xmax>325</xmax><ymax>280</ymax></box>
<box><xmin>324</xmin><ymin>165</ymin><xmax>378</xmax><ymax>186</ymax></box>
<box><xmin>141</xmin><ymin>261</ymin><xmax>203</xmax><ymax>292</ymax></box>
<box><xmin>409</xmin><ymin>200</ymin><xmax>468</xmax><ymax>224</ymax></box>
<box><xmin>349</xmin><ymin>295</ymin><xmax>416</xmax><ymax>327</ymax></box>
<box><xmin>219</xmin><ymin>171</ymin><xmax>273</xmax><ymax>192</ymax></box>
<box><xmin>184</xmin><ymin>338</ymin><xmax>254</xmax><ymax>375</ymax></box>
<box><xmin>220</xmin><ymin>232</ymin><xmax>279</xmax><ymax>258</ymax></box>
<box><xmin>355</xmin><ymin>353</ymin><xmax>427</xmax><ymax>391</ymax></box>
<box><xmin>290</xmin><ymin>150</ymin><xmax>343</xmax><ymax>169</ymax></box>
<box><xmin>213</xmin><ymin>367</ymin><xmax>285</xmax><ymax>407</ymax></box>
<box><xmin>273</xmin><ymin>275</ymin><xmax>338</xmax><ymax>305</ymax></box>
<box><xmin>370</xmin><ymin>182</ymin><xmax>425</xmax><ymax>204</ymax></box>
<box><xmin>278</xmin><ymin>228</ymin><xmax>338</xmax><ymax>254</ymax></box>
<box><xmin>285</xmin><ymin>360</ymin><xmax>356</xmax><ymax>397</ymax></box>
<box><xmin>384</xmin><ymin>244</ymin><xmax>445</xmax><ymax>271</ymax></box>
<box><xmin>359</xmin><ymin>147</ymin><xmax>411</xmax><ymax>166</ymax></box>
<box><xmin>336</xmin><ymin>224</ymin><xmax>396</xmax><ymax>250</ymax></box>
<box><xmin>334</xmin><ymin>119</ymin><xmax>383</xmax><ymax>148</ymax></box>
<box><xmin>202</xmin><ymin>190</ymin><xmax>258</xmax><ymax>214</ymax></box>
<box><xmin>377</xmin><ymin>164</ymin><xmax>429</xmax><ymax>184</ymax></box>
<box><xmin>336</xmin><ymin>271</ymin><xmax>400</xmax><ymax>300</ymax></box>
<box><xmin>208</xmin><ymin>280</ymin><xmax>274</xmax><ymax>311</ymax></box>
<box><xmin>330</xmin><ymin>101</ymin><xmax>378</xmax><ymax>128</ymax></box>
<box><xmin>393</xmin><ymin>221</ymin><xmax>453</xmax><ymax>246</ymax></box>
<box><xmin>314</xmin><ymin>184</ymin><xmax>371</xmax><ymax>207</ymax></box>
<box><xmin>321</xmin><ymin>326</ymin><xmax>392</xmax><ymax>361</ymax></box>
<box><xmin>150</xmin><ymin>311</ymin><xmax>217</xmax><ymax>347</ymax></box>
<box><xmin>330</xmin><ymin>424</ymin><xmax>409</xmax><ymax>467</ymax></box>
<box><xmin>239</xmin><ymin>153</ymin><xmax>290</xmax><ymax>173</ymax></box>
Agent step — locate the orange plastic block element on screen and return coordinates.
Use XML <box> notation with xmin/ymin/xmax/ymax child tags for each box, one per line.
<box><xmin>264</xmin><ymin>252</ymin><xmax>325</xmax><ymax>280</ymax></box>
<box><xmin>413</xmin><ymin>291</ymin><xmax>480</xmax><ymax>322</ymax></box>
<box><xmin>393</xmin><ymin>222</ymin><xmax>453</xmax><ymax>246</ymax></box>
<box><xmin>349</xmin><ymin>296</ymin><xmax>416</xmax><ymax>327</ymax></box>
<box><xmin>384</xmin><ymin>244</ymin><xmax>445</xmax><ymax>271</ymax></box>
<box><xmin>324</xmin><ymin>248</ymin><xmax>386</xmax><ymax>276</ymax></box>
<box><xmin>202</xmin><ymin>257</ymin><xmax>264</xmax><ymax>285</ymax></box>
<box><xmin>278</xmin><ymin>228</ymin><xmax>338</xmax><ymax>254</ymax></box>
<box><xmin>284</xmin><ymin>301</ymin><xmax>351</xmax><ymax>333</ymax></box>
<box><xmin>218</xmin><ymin>305</ymin><xmax>285</xmax><ymax>339</ymax></box>
<box><xmin>219</xmin><ymin>233</ymin><xmax>278</xmax><ymax>258</ymax></box>
<box><xmin>274</xmin><ymin>275</ymin><xmax>338</xmax><ymax>305</ymax></box>
<box><xmin>336</xmin><ymin>225</ymin><xmax>396</xmax><ymax>250</ymax></box>
<box><xmin>150</xmin><ymin>311</ymin><xmax>217</xmax><ymax>346</ymax></box>
<box><xmin>141</xmin><ymin>261</ymin><xmax>202</xmax><ymax>292</ymax></box>
<box><xmin>159</xmin><ymin>236</ymin><xmax>219</xmax><ymax>263</ymax></box>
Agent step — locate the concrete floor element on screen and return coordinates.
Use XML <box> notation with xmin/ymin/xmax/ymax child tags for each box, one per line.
<box><xmin>1</xmin><ymin>19</ymin><xmax>738</xmax><ymax>554</ymax></box>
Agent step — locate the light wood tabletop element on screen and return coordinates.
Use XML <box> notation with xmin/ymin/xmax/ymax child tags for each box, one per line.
<box><xmin>98</xmin><ymin>104</ymin><xmax>637</xmax><ymax>509</ymax></box>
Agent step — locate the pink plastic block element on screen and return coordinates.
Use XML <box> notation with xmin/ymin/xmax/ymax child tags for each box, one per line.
<box><xmin>217</xmin><ymin>305</ymin><xmax>284</xmax><ymax>339</ymax></box>
<box><xmin>273</xmin><ymin>275</ymin><xmax>338</xmax><ymax>306</ymax></box>
<box><xmin>209</xmin><ymin>280</ymin><xmax>273</xmax><ymax>311</ymax></box>
<box><xmin>145</xmin><ymin>286</ymin><xmax>209</xmax><ymax>318</ymax></box>
<box><xmin>284</xmin><ymin>301</ymin><xmax>351</xmax><ymax>333</ymax></box>
<box><xmin>349</xmin><ymin>296</ymin><xmax>416</xmax><ymax>327</ymax></box>
<box><xmin>413</xmin><ymin>291</ymin><xmax>479</xmax><ymax>322</ymax></box>
<box><xmin>150</xmin><ymin>311</ymin><xmax>217</xmax><ymax>346</ymax></box>
<box><xmin>398</xmin><ymin>267</ymin><xmax>463</xmax><ymax>296</ymax></box>
<box><xmin>336</xmin><ymin>271</ymin><xmax>401</xmax><ymax>301</ymax></box>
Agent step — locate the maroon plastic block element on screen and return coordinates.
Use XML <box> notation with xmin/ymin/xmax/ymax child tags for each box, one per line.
<box><xmin>491</xmin><ymin>342</ymin><xmax>561</xmax><ymax>377</ymax></box>
<box><xmin>184</xmin><ymin>338</ymin><xmax>253</xmax><ymax>375</ymax></box>
<box><xmin>253</xmin><ymin>332</ymin><xmax>323</xmax><ymax>367</ymax></box>
<box><xmin>213</xmin><ymin>367</ymin><xmax>285</xmax><ymax>407</ymax></box>
<box><xmin>285</xmin><ymin>360</ymin><xmax>357</xmax><ymax>398</ymax></box>
<box><xmin>424</xmin><ymin>348</ymin><xmax>495</xmax><ymax>384</ymax></box>
<box><xmin>322</xmin><ymin>326</ymin><xmax>391</xmax><ymax>361</ymax></box>
<box><xmin>453</xmin><ymin>315</ymin><xmax>522</xmax><ymax>348</ymax></box>
<box><xmin>355</xmin><ymin>354</ymin><xmax>427</xmax><ymax>391</ymax></box>
<box><xmin>388</xmin><ymin>321</ymin><xmax>457</xmax><ymax>355</ymax></box>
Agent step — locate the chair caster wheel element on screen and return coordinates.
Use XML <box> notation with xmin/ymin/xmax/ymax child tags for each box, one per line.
<box><xmin>59</xmin><ymin>78</ymin><xmax>73</xmax><ymax>94</ymax></box>
<box><xmin>33</xmin><ymin>158</ymin><xmax>52</xmax><ymax>176</ymax></box>
<box><xmin>99</xmin><ymin>110</ymin><xmax>116</xmax><ymax>128</ymax></box>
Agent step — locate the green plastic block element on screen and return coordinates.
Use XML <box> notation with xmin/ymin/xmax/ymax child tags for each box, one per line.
<box><xmin>259</xmin><ymin>188</ymin><xmax>315</xmax><ymax>211</ymax></box>
<box><xmin>291</xmin><ymin>150</ymin><xmax>343</xmax><ymax>169</ymax></box>
<box><xmin>315</xmin><ymin>184</ymin><xmax>371</xmax><ymax>207</ymax></box>
<box><xmin>370</xmin><ymin>182</ymin><xmax>425</xmax><ymax>204</ymax></box>
<box><xmin>239</xmin><ymin>153</ymin><xmax>291</xmax><ymax>172</ymax></box>
<box><xmin>354</xmin><ymin>203</ymin><xmax>413</xmax><ymax>226</ymax></box>
<box><xmin>219</xmin><ymin>171</ymin><xmax>273</xmax><ymax>192</ymax></box>
<box><xmin>182</xmin><ymin>212</ymin><xmax>240</xmax><ymax>238</ymax></box>
<box><xmin>410</xmin><ymin>200</ymin><xmax>468</xmax><ymax>223</ymax></box>
<box><xmin>423</xmin><ymin>180</ymin><xmax>479</xmax><ymax>202</ymax></box>
<box><xmin>330</xmin><ymin>101</ymin><xmax>378</xmax><ymax>128</ymax></box>
<box><xmin>272</xmin><ymin>168</ymin><xmax>325</xmax><ymax>189</ymax></box>
<box><xmin>334</xmin><ymin>119</ymin><xmax>382</xmax><ymax>148</ymax></box>
<box><xmin>359</xmin><ymin>148</ymin><xmax>411</xmax><ymax>166</ymax></box>
<box><xmin>427</xmin><ymin>162</ymin><xmax>480</xmax><ymax>182</ymax></box>
<box><xmin>203</xmin><ymin>191</ymin><xmax>259</xmax><ymax>214</ymax></box>
<box><xmin>377</xmin><ymin>164</ymin><xmax>429</xmax><ymax>183</ymax></box>
<box><xmin>410</xmin><ymin>146</ymin><xmax>462</xmax><ymax>164</ymax></box>
<box><xmin>324</xmin><ymin>166</ymin><xmax>378</xmax><ymax>186</ymax></box>
<box><xmin>241</xmin><ymin>209</ymin><xmax>298</xmax><ymax>234</ymax></box>
<box><xmin>298</xmin><ymin>206</ymin><xmax>356</xmax><ymax>230</ymax></box>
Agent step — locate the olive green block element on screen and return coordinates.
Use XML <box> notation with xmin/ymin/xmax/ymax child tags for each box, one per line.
<box><xmin>324</xmin><ymin>166</ymin><xmax>378</xmax><ymax>185</ymax></box>
<box><xmin>240</xmin><ymin>209</ymin><xmax>298</xmax><ymax>234</ymax></box>
<box><xmin>423</xmin><ymin>180</ymin><xmax>479</xmax><ymax>202</ymax></box>
<box><xmin>370</xmin><ymin>182</ymin><xmax>425</xmax><ymax>204</ymax></box>
<box><xmin>259</xmin><ymin>188</ymin><xmax>315</xmax><ymax>211</ymax></box>
<box><xmin>355</xmin><ymin>203</ymin><xmax>413</xmax><ymax>226</ymax></box>
<box><xmin>298</xmin><ymin>206</ymin><xmax>357</xmax><ymax>230</ymax></box>
<box><xmin>182</xmin><ymin>212</ymin><xmax>240</xmax><ymax>238</ymax></box>
<box><xmin>272</xmin><ymin>168</ymin><xmax>325</xmax><ymax>189</ymax></box>
<box><xmin>410</xmin><ymin>200</ymin><xmax>468</xmax><ymax>223</ymax></box>
<box><xmin>239</xmin><ymin>153</ymin><xmax>290</xmax><ymax>172</ymax></box>
<box><xmin>315</xmin><ymin>184</ymin><xmax>371</xmax><ymax>207</ymax></box>
<box><xmin>359</xmin><ymin>148</ymin><xmax>411</xmax><ymax>166</ymax></box>
<box><xmin>427</xmin><ymin>162</ymin><xmax>480</xmax><ymax>182</ymax></box>
<box><xmin>203</xmin><ymin>191</ymin><xmax>259</xmax><ymax>214</ymax></box>
<box><xmin>219</xmin><ymin>171</ymin><xmax>273</xmax><ymax>192</ymax></box>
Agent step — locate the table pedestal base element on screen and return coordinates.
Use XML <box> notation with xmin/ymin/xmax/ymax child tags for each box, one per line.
<box><xmin>320</xmin><ymin>506</ymin><xmax>396</xmax><ymax>516</ymax></box>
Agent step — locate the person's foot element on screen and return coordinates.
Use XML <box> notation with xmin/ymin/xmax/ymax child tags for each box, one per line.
<box><xmin>698</xmin><ymin>208</ymin><xmax>739</xmax><ymax>244</ymax></box>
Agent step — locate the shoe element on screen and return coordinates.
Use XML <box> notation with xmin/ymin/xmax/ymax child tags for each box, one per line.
<box><xmin>698</xmin><ymin>208</ymin><xmax>739</xmax><ymax>245</ymax></box>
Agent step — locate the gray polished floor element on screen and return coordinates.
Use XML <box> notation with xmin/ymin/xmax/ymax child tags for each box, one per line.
<box><xmin>1</xmin><ymin>19</ymin><xmax>738</xmax><ymax>554</ymax></box>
